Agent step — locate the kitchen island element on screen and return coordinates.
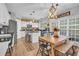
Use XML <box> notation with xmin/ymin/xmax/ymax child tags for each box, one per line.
<box><xmin>0</xmin><ymin>41</ymin><xmax>10</xmax><ymax>56</ymax></box>
<box><xmin>21</xmin><ymin>28</ymin><xmax>41</xmax><ymax>43</ymax></box>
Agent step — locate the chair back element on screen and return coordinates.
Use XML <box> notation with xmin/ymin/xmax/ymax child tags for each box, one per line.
<box><xmin>39</xmin><ymin>37</ymin><xmax>51</xmax><ymax>47</ymax></box>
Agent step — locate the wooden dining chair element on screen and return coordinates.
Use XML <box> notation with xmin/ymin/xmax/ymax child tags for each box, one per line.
<box><xmin>36</xmin><ymin>37</ymin><xmax>51</xmax><ymax>56</ymax></box>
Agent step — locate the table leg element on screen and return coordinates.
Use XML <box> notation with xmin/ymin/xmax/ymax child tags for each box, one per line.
<box><xmin>50</xmin><ymin>44</ymin><xmax>54</xmax><ymax>56</ymax></box>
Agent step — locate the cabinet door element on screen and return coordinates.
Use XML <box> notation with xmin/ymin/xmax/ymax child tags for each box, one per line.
<box><xmin>32</xmin><ymin>32</ymin><xmax>40</xmax><ymax>43</ymax></box>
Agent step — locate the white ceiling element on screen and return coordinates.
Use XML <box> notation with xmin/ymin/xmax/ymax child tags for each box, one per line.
<box><xmin>6</xmin><ymin>3</ymin><xmax>79</xmax><ymax>20</ymax></box>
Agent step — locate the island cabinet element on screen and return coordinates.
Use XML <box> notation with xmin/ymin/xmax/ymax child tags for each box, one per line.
<box><xmin>30</xmin><ymin>31</ymin><xmax>40</xmax><ymax>43</ymax></box>
<box><xmin>0</xmin><ymin>41</ymin><xmax>10</xmax><ymax>56</ymax></box>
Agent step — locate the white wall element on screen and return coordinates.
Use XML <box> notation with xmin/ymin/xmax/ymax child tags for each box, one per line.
<box><xmin>0</xmin><ymin>3</ymin><xmax>11</xmax><ymax>25</ymax></box>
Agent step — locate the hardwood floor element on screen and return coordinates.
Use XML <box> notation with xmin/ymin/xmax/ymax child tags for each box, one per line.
<box><xmin>6</xmin><ymin>38</ymin><xmax>39</xmax><ymax>56</ymax></box>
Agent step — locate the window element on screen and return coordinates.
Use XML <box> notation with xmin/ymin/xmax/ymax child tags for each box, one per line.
<box><xmin>52</xmin><ymin>16</ymin><xmax>79</xmax><ymax>42</ymax></box>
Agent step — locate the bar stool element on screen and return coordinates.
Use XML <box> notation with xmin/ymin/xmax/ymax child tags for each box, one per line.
<box><xmin>36</xmin><ymin>37</ymin><xmax>51</xmax><ymax>56</ymax></box>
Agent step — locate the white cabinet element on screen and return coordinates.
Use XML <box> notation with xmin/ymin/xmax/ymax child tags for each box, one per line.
<box><xmin>31</xmin><ymin>32</ymin><xmax>40</xmax><ymax>43</ymax></box>
<box><xmin>0</xmin><ymin>41</ymin><xmax>10</xmax><ymax>56</ymax></box>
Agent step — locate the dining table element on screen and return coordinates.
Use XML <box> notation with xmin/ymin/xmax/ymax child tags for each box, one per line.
<box><xmin>39</xmin><ymin>35</ymin><xmax>72</xmax><ymax>56</ymax></box>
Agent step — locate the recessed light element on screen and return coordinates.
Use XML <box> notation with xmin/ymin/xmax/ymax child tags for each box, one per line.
<box><xmin>33</xmin><ymin>11</ymin><xmax>35</xmax><ymax>13</ymax></box>
<box><xmin>30</xmin><ymin>13</ymin><xmax>32</xmax><ymax>15</ymax></box>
